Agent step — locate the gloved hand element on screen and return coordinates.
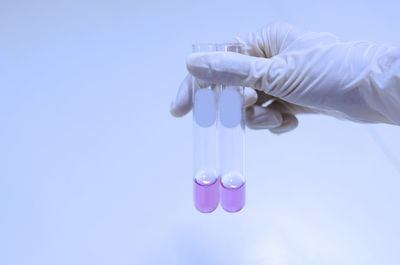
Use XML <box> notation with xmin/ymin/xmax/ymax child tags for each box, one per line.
<box><xmin>171</xmin><ymin>22</ymin><xmax>400</xmax><ymax>133</ymax></box>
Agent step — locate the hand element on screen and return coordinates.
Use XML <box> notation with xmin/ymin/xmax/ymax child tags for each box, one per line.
<box><xmin>171</xmin><ymin>22</ymin><xmax>400</xmax><ymax>133</ymax></box>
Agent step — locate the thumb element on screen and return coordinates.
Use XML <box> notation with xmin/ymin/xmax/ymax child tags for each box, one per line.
<box><xmin>186</xmin><ymin>51</ymin><xmax>289</xmax><ymax>94</ymax></box>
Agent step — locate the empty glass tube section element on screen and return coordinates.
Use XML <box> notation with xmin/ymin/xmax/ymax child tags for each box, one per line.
<box><xmin>192</xmin><ymin>44</ymin><xmax>219</xmax><ymax>213</ymax></box>
<box><xmin>218</xmin><ymin>43</ymin><xmax>245</xmax><ymax>213</ymax></box>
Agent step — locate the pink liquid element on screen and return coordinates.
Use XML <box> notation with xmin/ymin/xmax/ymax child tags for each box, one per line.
<box><xmin>193</xmin><ymin>177</ymin><xmax>219</xmax><ymax>213</ymax></box>
<box><xmin>220</xmin><ymin>181</ymin><xmax>245</xmax><ymax>213</ymax></box>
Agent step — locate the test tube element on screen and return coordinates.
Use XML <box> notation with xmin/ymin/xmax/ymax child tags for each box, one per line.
<box><xmin>218</xmin><ymin>43</ymin><xmax>246</xmax><ymax>213</ymax></box>
<box><xmin>192</xmin><ymin>44</ymin><xmax>219</xmax><ymax>213</ymax></box>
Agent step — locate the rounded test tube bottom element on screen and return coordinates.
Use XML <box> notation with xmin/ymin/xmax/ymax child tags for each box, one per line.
<box><xmin>193</xmin><ymin>170</ymin><xmax>219</xmax><ymax>213</ymax></box>
<box><xmin>220</xmin><ymin>172</ymin><xmax>245</xmax><ymax>213</ymax></box>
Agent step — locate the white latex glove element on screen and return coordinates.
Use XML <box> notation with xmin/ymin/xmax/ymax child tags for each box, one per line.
<box><xmin>171</xmin><ymin>22</ymin><xmax>400</xmax><ymax>133</ymax></box>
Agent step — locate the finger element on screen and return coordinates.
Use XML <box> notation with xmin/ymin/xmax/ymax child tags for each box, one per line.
<box><xmin>186</xmin><ymin>51</ymin><xmax>278</xmax><ymax>90</ymax></box>
<box><xmin>246</xmin><ymin>105</ymin><xmax>283</xmax><ymax>130</ymax></box>
<box><xmin>170</xmin><ymin>74</ymin><xmax>193</xmax><ymax>117</ymax></box>
<box><xmin>243</xmin><ymin>87</ymin><xmax>258</xmax><ymax>107</ymax></box>
<box><xmin>257</xmin><ymin>100</ymin><xmax>299</xmax><ymax>134</ymax></box>
<box><xmin>269</xmin><ymin>113</ymin><xmax>298</xmax><ymax>134</ymax></box>
<box><xmin>267</xmin><ymin>99</ymin><xmax>317</xmax><ymax>115</ymax></box>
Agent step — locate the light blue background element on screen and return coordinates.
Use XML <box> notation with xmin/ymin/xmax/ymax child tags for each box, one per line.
<box><xmin>1</xmin><ymin>0</ymin><xmax>400</xmax><ymax>264</ymax></box>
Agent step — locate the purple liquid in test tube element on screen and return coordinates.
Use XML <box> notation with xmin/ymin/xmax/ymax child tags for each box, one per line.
<box><xmin>193</xmin><ymin>170</ymin><xmax>219</xmax><ymax>213</ymax></box>
<box><xmin>220</xmin><ymin>172</ymin><xmax>245</xmax><ymax>212</ymax></box>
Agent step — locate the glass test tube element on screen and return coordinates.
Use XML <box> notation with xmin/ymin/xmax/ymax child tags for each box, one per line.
<box><xmin>192</xmin><ymin>44</ymin><xmax>219</xmax><ymax>213</ymax></box>
<box><xmin>218</xmin><ymin>43</ymin><xmax>246</xmax><ymax>213</ymax></box>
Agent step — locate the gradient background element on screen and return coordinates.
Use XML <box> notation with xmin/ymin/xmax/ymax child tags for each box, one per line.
<box><xmin>1</xmin><ymin>0</ymin><xmax>400</xmax><ymax>264</ymax></box>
